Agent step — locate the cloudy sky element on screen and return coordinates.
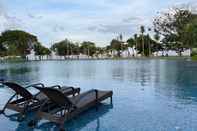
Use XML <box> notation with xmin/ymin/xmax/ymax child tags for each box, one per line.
<box><xmin>0</xmin><ymin>0</ymin><xmax>197</xmax><ymax>47</ymax></box>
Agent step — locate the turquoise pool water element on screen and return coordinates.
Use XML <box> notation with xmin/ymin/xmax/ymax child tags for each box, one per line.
<box><xmin>0</xmin><ymin>59</ymin><xmax>197</xmax><ymax>131</ymax></box>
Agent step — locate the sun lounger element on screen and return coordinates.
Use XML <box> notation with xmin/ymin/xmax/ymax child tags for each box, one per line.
<box><xmin>31</xmin><ymin>87</ymin><xmax>113</xmax><ymax>130</ymax></box>
<box><xmin>0</xmin><ymin>82</ymin><xmax>80</xmax><ymax>116</ymax></box>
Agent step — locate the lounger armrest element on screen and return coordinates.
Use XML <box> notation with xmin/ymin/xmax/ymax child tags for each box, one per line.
<box><xmin>94</xmin><ymin>89</ymin><xmax>98</xmax><ymax>100</ymax></box>
<box><xmin>0</xmin><ymin>79</ymin><xmax>4</xmax><ymax>83</ymax></box>
<box><xmin>64</xmin><ymin>86</ymin><xmax>75</xmax><ymax>91</ymax></box>
<box><xmin>49</xmin><ymin>85</ymin><xmax>61</xmax><ymax>89</ymax></box>
<box><xmin>0</xmin><ymin>79</ymin><xmax>4</xmax><ymax>87</ymax></box>
<box><xmin>25</xmin><ymin>83</ymin><xmax>45</xmax><ymax>89</ymax></box>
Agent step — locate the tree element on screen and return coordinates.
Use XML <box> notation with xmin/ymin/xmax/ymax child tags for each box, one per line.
<box><xmin>80</xmin><ymin>41</ymin><xmax>97</xmax><ymax>57</ymax></box>
<box><xmin>94</xmin><ymin>47</ymin><xmax>105</xmax><ymax>58</ymax></box>
<box><xmin>135</xmin><ymin>34</ymin><xmax>157</xmax><ymax>56</ymax></box>
<box><xmin>0</xmin><ymin>36</ymin><xmax>7</xmax><ymax>56</ymax></box>
<box><xmin>127</xmin><ymin>37</ymin><xmax>135</xmax><ymax>57</ymax></box>
<box><xmin>153</xmin><ymin>8</ymin><xmax>194</xmax><ymax>56</ymax></box>
<box><xmin>34</xmin><ymin>43</ymin><xmax>51</xmax><ymax>60</ymax></box>
<box><xmin>51</xmin><ymin>39</ymin><xmax>73</xmax><ymax>57</ymax></box>
<box><xmin>140</xmin><ymin>26</ymin><xmax>145</xmax><ymax>56</ymax></box>
<box><xmin>71</xmin><ymin>42</ymin><xmax>80</xmax><ymax>55</ymax></box>
<box><xmin>182</xmin><ymin>15</ymin><xmax>197</xmax><ymax>56</ymax></box>
<box><xmin>148</xmin><ymin>28</ymin><xmax>152</xmax><ymax>56</ymax></box>
<box><xmin>134</xmin><ymin>34</ymin><xmax>138</xmax><ymax>56</ymax></box>
<box><xmin>1</xmin><ymin>30</ymin><xmax>38</xmax><ymax>58</ymax></box>
<box><xmin>119</xmin><ymin>34</ymin><xmax>123</xmax><ymax>41</ymax></box>
<box><xmin>153</xmin><ymin>31</ymin><xmax>162</xmax><ymax>56</ymax></box>
<box><xmin>110</xmin><ymin>39</ymin><xmax>122</xmax><ymax>57</ymax></box>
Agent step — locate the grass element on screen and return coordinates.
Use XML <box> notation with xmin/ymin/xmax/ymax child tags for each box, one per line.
<box><xmin>0</xmin><ymin>56</ymin><xmax>27</xmax><ymax>63</ymax></box>
<box><xmin>0</xmin><ymin>55</ymin><xmax>192</xmax><ymax>62</ymax></box>
<box><xmin>192</xmin><ymin>55</ymin><xmax>197</xmax><ymax>61</ymax></box>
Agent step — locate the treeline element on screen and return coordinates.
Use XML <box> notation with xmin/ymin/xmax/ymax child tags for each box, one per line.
<box><xmin>49</xmin><ymin>8</ymin><xmax>197</xmax><ymax>57</ymax></box>
<box><xmin>0</xmin><ymin>30</ymin><xmax>51</xmax><ymax>59</ymax></box>
<box><xmin>51</xmin><ymin>40</ymin><xmax>102</xmax><ymax>57</ymax></box>
<box><xmin>0</xmin><ymin>7</ymin><xmax>197</xmax><ymax>59</ymax></box>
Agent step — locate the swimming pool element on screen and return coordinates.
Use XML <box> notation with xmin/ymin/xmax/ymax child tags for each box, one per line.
<box><xmin>0</xmin><ymin>59</ymin><xmax>197</xmax><ymax>131</ymax></box>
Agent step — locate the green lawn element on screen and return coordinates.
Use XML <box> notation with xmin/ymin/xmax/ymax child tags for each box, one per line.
<box><xmin>192</xmin><ymin>56</ymin><xmax>197</xmax><ymax>61</ymax></box>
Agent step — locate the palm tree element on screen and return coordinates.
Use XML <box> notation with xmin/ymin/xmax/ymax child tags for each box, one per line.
<box><xmin>127</xmin><ymin>38</ymin><xmax>135</xmax><ymax>57</ymax></box>
<box><xmin>148</xmin><ymin>28</ymin><xmax>152</xmax><ymax>57</ymax></box>
<box><xmin>119</xmin><ymin>34</ymin><xmax>123</xmax><ymax>56</ymax></box>
<box><xmin>119</xmin><ymin>34</ymin><xmax>123</xmax><ymax>41</ymax></box>
<box><xmin>140</xmin><ymin>26</ymin><xmax>145</xmax><ymax>56</ymax></box>
<box><xmin>134</xmin><ymin>34</ymin><xmax>138</xmax><ymax>56</ymax></box>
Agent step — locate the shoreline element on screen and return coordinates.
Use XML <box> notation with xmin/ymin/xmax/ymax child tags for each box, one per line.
<box><xmin>0</xmin><ymin>56</ymin><xmax>192</xmax><ymax>63</ymax></box>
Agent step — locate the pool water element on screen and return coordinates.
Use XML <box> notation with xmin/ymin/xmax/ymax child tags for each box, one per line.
<box><xmin>1</xmin><ymin>59</ymin><xmax>197</xmax><ymax>131</ymax></box>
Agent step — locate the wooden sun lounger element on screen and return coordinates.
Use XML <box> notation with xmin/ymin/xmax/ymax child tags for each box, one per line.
<box><xmin>31</xmin><ymin>87</ymin><xmax>113</xmax><ymax>130</ymax></box>
<box><xmin>0</xmin><ymin>82</ymin><xmax>80</xmax><ymax>116</ymax></box>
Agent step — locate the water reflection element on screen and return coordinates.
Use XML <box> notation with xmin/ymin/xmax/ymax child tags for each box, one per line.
<box><xmin>152</xmin><ymin>60</ymin><xmax>197</xmax><ymax>101</ymax></box>
<box><xmin>1</xmin><ymin>60</ymin><xmax>197</xmax><ymax>100</ymax></box>
<box><xmin>0</xmin><ymin>62</ymin><xmax>39</xmax><ymax>84</ymax></box>
<box><xmin>12</xmin><ymin>104</ymin><xmax>113</xmax><ymax>131</ymax></box>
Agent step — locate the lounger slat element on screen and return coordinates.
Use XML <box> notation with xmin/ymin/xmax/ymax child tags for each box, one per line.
<box><xmin>6</xmin><ymin>104</ymin><xmax>24</xmax><ymax>113</ymax></box>
<box><xmin>37</xmin><ymin>111</ymin><xmax>62</xmax><ymax>123</ymax></box>
<box><xmin>66</xmin><ymin>90</ymin><xmax>112</xmax><ymax>120</ymax></box>
<box><xmin>36</xmin><ymin>89</ymin><xmax>113</xmax><ymax>124</ymax></box>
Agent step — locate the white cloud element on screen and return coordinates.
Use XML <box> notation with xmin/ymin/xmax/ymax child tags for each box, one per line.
<box><xmin>0</xmin><ymin>0</ymin><xmax>197</xmax><ymax>47</ymax></box>
<box><xmin>0</xmin><ymin>3</ymin><xmax>20</xmax><ymax>32</ymax></box>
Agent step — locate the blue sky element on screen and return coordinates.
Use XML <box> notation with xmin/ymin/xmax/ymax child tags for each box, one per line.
<box><xmin>0</xmin><ymin>0</ymin><xmax>197</xmax><ymax>47</ymax></box>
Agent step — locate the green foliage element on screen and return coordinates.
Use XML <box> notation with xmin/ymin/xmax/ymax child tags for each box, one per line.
<box><xmin>191</xmin><ymin>48</ymin><xmax>197</xmax><ymax>56</ymax></box>
<box><xmin>51</xmin><ymin>39</ymin><xmax>80</xmax><ymax>56</ymax></box>
<box><xmin>80</xmin><ymin>41</ymin><xmax>96</xmax><ymax>56</ymax></box>
<box><xmin>110</xmin><ymin>39</ymin><xmax>122</xmax><ymax>51</ymax></box>
<box><xmin>135</xmin><ymin>35</ymin><xmax>155</xmax><ymax>56</ymax></box>
<box><xmin>110</xmin><ymin>39</ymin><xmax>123</xmax><ymax>57</ymax></box>
<box><xmin>51</xmin><ymin>40</ymin><xmax>98</xmax><ymax>57</ymax></box>
<box><xmin>0</xmin><ymin>37</ymin><xmax>7</xmax><ymax>56</ymax></box>
<box><xmin>192</xmin><ymin>55</ymin><xmax>197</xmax><ymax>61</ymax></box>
<box><xmin>153</xmin><ymin>8</ymin><xmax>197</xmax><ymax>56</ymax></box>
<box><xmin>127</xmin><ymin>32</ymin><xmax>163</xmax><ymax>57</ymax></box>
<box><xmin>127</xmin><ymin>38</ymin><xmax>135</xmax><ymax>48</ymax></box>
<box><xmin>34</xmin><ymin>42</ymin><xmax>51</xmax><ymax>56</ymax></box>
<box><xmin>0</xmin><ymin>30</ymin><xmax>38</xmax><ymax>58</ymax></box>
<box><xmin>140</xmin><ymin>26</ymin><xmax>145</xmax><ymax>34</ymax></box>
<box><xmin>182</xmin><ymin>17</ymin><xmax>197</xmax><ymax>49</ymax></box>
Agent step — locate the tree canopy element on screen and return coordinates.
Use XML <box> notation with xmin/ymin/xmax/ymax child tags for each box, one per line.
<box><xmin>34</xmin><ymin>42</ymin><xmax>51</xmax><ymax>56</ymax></box>
<box><xmin>153</xmin><ymin>8</ymin><xmax>197</xmax><ymax>56</ymax></box>
<box><xmin>80</xmin><ymin>41</ymin><xmax>96</xmax><ymax>56</ymax></box>
<box><xmin>0</xmin><ymin>30</ymin><xmax>38</xmax><ymax>57</ymax></box>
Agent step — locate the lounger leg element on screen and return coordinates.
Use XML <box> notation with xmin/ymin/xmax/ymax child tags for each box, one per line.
<box><xmin>59</xmin><ymin>114</ymin><xmax>66</xmax><ymax>131</ymax></box>
<box><xmin>95</xmin><ymin>90</ymin><xmax>99</xmax><ymax>111</ymax></box>
<box><xmin>28</xmin><ymin>119</ymin><xmax>38</xmax><ymax>127</ymax></box>
<box><xmin>28</xmin><ymin>110</ymin><xmax>41</xmax><ymax>127</ymax></box>
<box><xmin>28</xmin><ymin>100</ymin><xmax>47</xmax><ymax>127</ymax></box>
<box><xmin>0</xmin><ymin>94</ymin><xmax>16</xmax><ymax>114</ymax></box>
<box><xmin>59</xmin><ymin>108</ymin><xmax>71</xmax><ymax>131</ymax></box>
<box><xmin>110</xmin><ymin>96</ymin><xmax>113</xmax><ymax>105</ymax></box>
<box><xmin>60</xmin><ymin>124</ymin><xmax>65</xmax><ymax>131</ymax></box>
<box><xmin>17</xmin><ymin>101</ymin><xmax>30</xmax><ymax>122</ymax></box>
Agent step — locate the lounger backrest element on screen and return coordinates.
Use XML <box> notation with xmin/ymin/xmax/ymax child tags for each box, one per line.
<box><xmin>36</xmin><ymin>87</ymin><xmax>73</xmax><ymax>108</ymax></box>
<box><xmin>3</xmin><ymin>82</ymin><xmax>33</xmax><ymax>100</ymax></box>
